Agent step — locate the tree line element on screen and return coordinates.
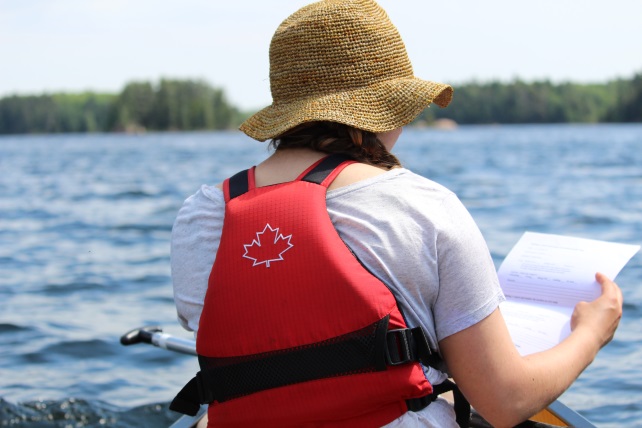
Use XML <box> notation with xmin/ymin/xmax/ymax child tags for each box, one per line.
<box><xmin>417</xmin><ymin>72</ymin><xmax>642</xmax><ymax>125</ymax></box>
<box><xmin>1</xmin><ymin>73</ymin><xmax>641</xmax><ymax>134</ymax></box>
<box><xmin>0</xmin><ymin>79</ymin><xmax>245</xmax><ymax>134</ymax></box>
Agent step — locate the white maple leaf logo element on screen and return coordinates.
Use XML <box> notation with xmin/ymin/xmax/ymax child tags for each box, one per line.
<box><xmin>242</xmin><ymin>224</ymin><xmax>294</xmax><ymax>267</ymax></box>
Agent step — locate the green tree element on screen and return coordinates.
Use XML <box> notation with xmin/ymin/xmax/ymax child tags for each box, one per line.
<box><xmin>604</xmin><ymin>73</ymin><xmax>642</xmax><ymax>122</ymax></box>
<box><xmin>149</xmin><ymin>79</ymin><xmax>242</xmax><ymax>131</ymax></box>
<box><xmin>110</xmin><ymin>82</ymin><xmax>155</xmax><ymax>131</ymax></box>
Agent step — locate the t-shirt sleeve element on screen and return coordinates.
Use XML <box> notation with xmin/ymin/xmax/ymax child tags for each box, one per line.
<box><xmin>171</xmin><ymin>186</ymin><xmax>225</xmax><ymax>333</ymax></box>
<box><xmin>433</xmin><ymin>194</ymin><xmax>505</xmax><ymax>341</ymax></box>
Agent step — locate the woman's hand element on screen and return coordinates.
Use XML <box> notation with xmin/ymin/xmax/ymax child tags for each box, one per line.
<box><xmin>570</xmin><ymin>272</ymin><xmax>623</xmax><ymax>350</ymax></box>
<box><xmin>439</xmin><ymin>272</ymin><xmax>624</xmax><ymax>427</ymax></box>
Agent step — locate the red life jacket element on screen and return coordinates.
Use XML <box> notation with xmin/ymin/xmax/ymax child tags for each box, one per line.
<box><xmin>171</xmin><ymin>155</ymin><xmax>443</xmax><ymax>427</ymax></box>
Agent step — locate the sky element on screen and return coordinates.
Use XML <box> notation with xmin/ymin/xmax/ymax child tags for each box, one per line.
<box><xmin>1</xmin><ymin>0</ymin><xmax>641</xmax><ymax>110</ymax></box>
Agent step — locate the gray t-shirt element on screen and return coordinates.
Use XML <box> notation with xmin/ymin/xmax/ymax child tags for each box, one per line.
<box><xmin>171</xmin><ymin>167</ymin><xmax>504</xmax><ymax>427</ymax></box>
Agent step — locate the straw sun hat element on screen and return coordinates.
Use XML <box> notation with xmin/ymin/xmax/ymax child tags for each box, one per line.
<box><xmin>239</xmin><ymin>0</ymin><xmax>453</xmax><ymax>142</ymax></box>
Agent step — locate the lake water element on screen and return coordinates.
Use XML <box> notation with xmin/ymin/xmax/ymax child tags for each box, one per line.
<box><xmin>1</xmin><ymin>124</ymin><xmax>641</xmax><ymax>427</ymax></box>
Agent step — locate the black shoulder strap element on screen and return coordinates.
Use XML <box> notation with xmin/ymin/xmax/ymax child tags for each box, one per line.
<box><xmin>301</xmin><ymin>153</ymin><xmax>353</xmax><ymax>184</ymax></box>
<box><xmin>227</xmin><ymin>153</ymin><xmax>353</xmax><ymax>201</ymax></box>
<box><xmin>228</xmin><ymin>169</ymin><xmax>250</xmax><ymax>200</ymax></box>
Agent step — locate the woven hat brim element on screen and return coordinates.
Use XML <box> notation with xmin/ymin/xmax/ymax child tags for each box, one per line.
<box><xmin>240</xmin><ymin>78</ymin><xmax>453</xmax><ymax>142</ymax></box>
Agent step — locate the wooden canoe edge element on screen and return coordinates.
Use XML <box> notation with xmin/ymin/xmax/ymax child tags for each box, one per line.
<box><xmin>530</xmin><ymin>408</ymin><xmax>568</xmax><ymax>426</ymax></box>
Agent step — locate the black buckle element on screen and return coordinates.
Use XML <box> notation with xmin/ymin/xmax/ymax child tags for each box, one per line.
<box><xmin>385</xmin><ymin>329</ymin><xmax>415</xmax><ymax>366</ymax></box>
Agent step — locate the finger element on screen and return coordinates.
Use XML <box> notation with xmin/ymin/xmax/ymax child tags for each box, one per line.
<box><xmin>595</xmin><ymin>272</ymin><xmax>623</xmax><ymax>305</ymax></box>
<box><xmin>598</xmin><ymin>272</ymin><xmax>624</xmax><ymax>306</ymax></box>
<box><xmin>595</xmin><ymin>272</ymin><xmax>611</xmax><ymax>285</ymax></box>
<box><xmin>595</xmin><ymin>272</ymin><xmax>617</xmax><ymax>294</ymax></box>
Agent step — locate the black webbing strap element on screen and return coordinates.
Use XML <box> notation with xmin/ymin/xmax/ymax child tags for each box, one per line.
<box><xmin>452</xmin><ymin>383</ymin><xmax>471</xmax><ymax>428</ymax></box>
<box><xmin>170</xmin><ymin>376</ymin><xmax>202</xmax><ymax>417</ymax></box>
<box><xmin>228</xmin><ymin>169</ymin><xmax>249</xmax><ymax>200</ymax></box>
<box><xmin>406</xmin><ymin>379</ymin><xmax>471</xmax><ymax>428</ymax></box>
<box><xmin>170</xmin><ymin>316</ymin><xmax>439</xmax><ymax>416</ymax></box>
<box><xmin>197</xmin><ymin>316</ymin><xmax>390</xmax><ymax>404</ymax></box>
<box><xmin>226</xmin><ymin>153</ymin><xmax>352</xmax><ymax>201</ymax></box>
<box><xmin>301</xmin><ymin>153</ymin><xmax>353</xmax><ymax>185</ymax></box>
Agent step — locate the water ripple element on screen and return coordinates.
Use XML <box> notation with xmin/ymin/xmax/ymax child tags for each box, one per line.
<box><xmin>0</xmin><ymin>398</ymin><xmax>179</xmax><ymax>428</ymax></box>
<box><xmin>1</xmin><ymin>126</ymin><xmax>641</xmax><ymax>425</ymax></box>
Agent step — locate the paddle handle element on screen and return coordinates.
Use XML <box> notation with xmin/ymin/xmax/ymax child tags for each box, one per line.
<box><xmin>120</xmin><ymin>326</ymin><xmax>197</xmax><ymax>356</ymax></box>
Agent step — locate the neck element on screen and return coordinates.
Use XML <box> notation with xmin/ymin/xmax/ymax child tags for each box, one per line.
<box><xmin>255</xmin><ymin>148</ymin><xmax>326</xmax><ymax>187</ymax></box>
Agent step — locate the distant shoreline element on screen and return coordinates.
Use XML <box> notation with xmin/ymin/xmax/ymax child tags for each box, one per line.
<box><xmin>4</xmin><ymin>122</ymin><xmax>642</xmax><ymax>140</ymax></box>
<box><xmin>1</xmin><ymin>74</ymin><xmax>640</xmax><ymax>135</ymax></box>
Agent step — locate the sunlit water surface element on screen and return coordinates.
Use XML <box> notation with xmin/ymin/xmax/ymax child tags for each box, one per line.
<box><xmin>1</xmin><ymin>125</ymin><xmax>641</xmax><ymax>427</ymax></box>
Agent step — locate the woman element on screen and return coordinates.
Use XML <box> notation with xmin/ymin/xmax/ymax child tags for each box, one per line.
<box><xmin>171</xmin><ymin>1</ymin><xmax>622</xmax><ymax>426</ymax></box>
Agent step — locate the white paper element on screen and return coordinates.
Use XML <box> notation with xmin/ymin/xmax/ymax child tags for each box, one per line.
<box><xmin>498</xmin><ymin>232</ymin><xmax>639</xmax><ymax>355</ymax></box>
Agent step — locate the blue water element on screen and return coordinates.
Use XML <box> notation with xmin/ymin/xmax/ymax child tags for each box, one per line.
<box><xmin>1</xmin><ymin>125</ymin><xmax>641</xmax><ymax>427</ymax></box>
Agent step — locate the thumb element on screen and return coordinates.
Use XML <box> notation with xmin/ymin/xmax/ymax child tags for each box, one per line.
<box><xmin>594</xmin><ymin>271</ymin><xmax>623</xmax><ymax>310</ymax></box>
<box><xmin>595</xmin><ymin>272</ymin><xmax>614</xmax><ymax>294</ymax></box>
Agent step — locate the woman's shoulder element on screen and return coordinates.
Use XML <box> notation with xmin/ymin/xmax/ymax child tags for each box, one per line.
<box><xmin>327</xmin><ymin>167</ymin><xmax>473</xmax><ymax>235</ymax></box>
<box><xmin>328</xmin><ymin>166</ymin><xmax>455</xmax><ymax>203</ymax></box>
<box><xmin>185</xmin><ymin>184</ymin><xmax>224</xmax><ymax>206</ymax></box>
<box><xmin>174</xmin><ymin>184</ymin><xmax>225</xmax><ymax>228</ymax></box>
<box><xmin>328</xmin><ymin>162</ymin><xmax>392</xmax><ymax>190</ymax></box>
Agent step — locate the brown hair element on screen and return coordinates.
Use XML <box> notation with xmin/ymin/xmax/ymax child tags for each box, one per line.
<box><xmin>270</xmin><ymin>122</ymin><xmax>402</xmax><ymax>169</ymax></box>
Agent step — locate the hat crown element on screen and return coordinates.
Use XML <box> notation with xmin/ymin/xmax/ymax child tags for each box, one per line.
<box><xmin>269</xmin><ymin>0</ymin><xmax>413</xmax><ymax>104</ymax></box>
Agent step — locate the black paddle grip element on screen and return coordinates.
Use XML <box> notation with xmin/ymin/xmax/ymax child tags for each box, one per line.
<box><xmin>120</xmin><ymin>326</ymin><xmax>163</xmax><ymax>346</ymax></box>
